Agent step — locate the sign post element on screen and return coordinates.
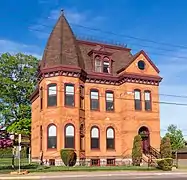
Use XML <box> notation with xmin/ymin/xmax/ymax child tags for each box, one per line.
<box><xmin>18</xmin><ymin>134</ymin><xmax>21</xmax><ymax>174</ymax></box>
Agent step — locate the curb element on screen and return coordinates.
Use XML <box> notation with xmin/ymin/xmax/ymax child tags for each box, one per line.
<box><xmin>0</xmin><ymin>172</ymin><xmax>187</xmax><ymax>180</ymax></box>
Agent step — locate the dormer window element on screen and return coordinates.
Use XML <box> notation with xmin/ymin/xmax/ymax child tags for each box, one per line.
<box><xmin>94</xmin><ymin>56</ymin><xmax>111</xmax><ymax>74</ymax></box>
<box><xmin>95</xmin><ymin>56</ymin><xmax>102</xmax><ymax>72</ymax></box>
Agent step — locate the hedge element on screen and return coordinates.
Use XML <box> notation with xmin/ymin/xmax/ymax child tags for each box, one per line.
<box><xmin>156</xmin><ymin>158</ymin><xmax>173</xmax><ymax>171</ymax></box>
<box><xmin>60</xmin><ymin>148</ymin><xmax>77</xmax><ymax>166</ymax></box>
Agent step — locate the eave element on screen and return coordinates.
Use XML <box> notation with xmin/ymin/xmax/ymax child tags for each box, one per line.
<box><xmin>29</xmin><ymin>87</ymin><xmax>39</xmax><ymax>103</ymax></box>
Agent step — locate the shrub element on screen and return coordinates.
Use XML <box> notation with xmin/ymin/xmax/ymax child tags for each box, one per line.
<box><xmin>156</xmin><ymin>158</ymin><xmax>173</xmax><ymax>171</ymax></box>
<box><xmin>160</xmin><ymin>136</ymin><xmax>172</xmax><ymax>158</ymax></box>
<box><xmin>132</xmin><ymin>135</ymin><xmax>142</xmax><ymax>166</ymax></box>
<box><xmin>60</xmin><ymin>148</ymin><xmax>77</xmax><ymax>166</ymax></box>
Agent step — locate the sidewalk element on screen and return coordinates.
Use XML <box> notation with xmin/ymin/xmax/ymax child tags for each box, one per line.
<box><xmin>0</xmin><ymin>171</ymin><xmax>187</xmax><ymax>180</ymax></box>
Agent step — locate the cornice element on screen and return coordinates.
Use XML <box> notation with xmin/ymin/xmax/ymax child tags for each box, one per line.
<box><xmin>30</xmin><ymin>66</ymin><xmax>162</xmax><ymax>103</ymax></box>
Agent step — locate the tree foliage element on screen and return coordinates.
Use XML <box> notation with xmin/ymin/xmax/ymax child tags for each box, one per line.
<box><xmin>132</xmin><ymin>135</ymin><xmax>142</xmax><ymax>166</ymax></box>
<box><xmin>165</xmin><ymin>124</ymin><xmax>185</xmax><ymax>151</ymax></box>
<box><xmin>160</xmin><ymin>136</ymin><xmax>172</xmax><ymax>158</ymax></box>
<box><xmin>0</xmin><ymin>53</ymin><xmax>38</xmax><ymax>135</ymax></box>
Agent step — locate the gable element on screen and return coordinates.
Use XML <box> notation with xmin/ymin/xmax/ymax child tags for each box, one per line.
<box><xmin>118</xmin><ymin>50</ymin><xmax>160</xmax><ymax>76</ymax></box>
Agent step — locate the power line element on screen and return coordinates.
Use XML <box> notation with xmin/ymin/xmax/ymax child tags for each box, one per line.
<box><xmin>1</xmin><ymin>80</ymin><xmax>187</xmax><ymax>99</ymax></box>
<box><xmin>38</xmin><ymin>86</ymin><xmax>187</xmax><ymax>106</ymax></box>
<box><xmin>28</xmin><ymin>27</ymin><xmax>187</xmax><ymax>60</ymax></box>
<box><xmin>30</xmin><ymin>20</ymin><xmax>187</xmax><ymax>50</ymax></box>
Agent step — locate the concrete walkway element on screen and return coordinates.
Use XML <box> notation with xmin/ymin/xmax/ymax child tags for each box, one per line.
<box><xmin>0</xmin><ymin>171</ymin><xmax>187</xmax><ymax>180</ymax></box>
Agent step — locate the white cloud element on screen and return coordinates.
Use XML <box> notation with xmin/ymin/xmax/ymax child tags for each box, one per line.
<box><xmin>0</xmin><ymin>39</ymin><xmax>42</xmax><ymax>59</ymax></box>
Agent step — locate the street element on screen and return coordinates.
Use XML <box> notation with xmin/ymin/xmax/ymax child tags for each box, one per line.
<box><xmin>40</xmin><ymin>173</ymin><xmax>187</xmax><ymax>180</ymax></box>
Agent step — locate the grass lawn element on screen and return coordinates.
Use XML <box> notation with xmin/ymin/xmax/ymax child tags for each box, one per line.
<box><xmin>0</xmin><ymin>158</ymin><xmax>158</xmax><ymax>174</ymax></box>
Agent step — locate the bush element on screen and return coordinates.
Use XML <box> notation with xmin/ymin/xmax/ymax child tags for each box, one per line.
<box><xmin>156</xmin><ymin>158</ymin><xmax>173</xmax><ymax>171</ymax></box>
<box><xmin>160</xmin><ymin>136</ymin><xmax>172</xmax><ymax>158</ymax></box>
<box><xmin>60</xmin><ymin>148</ymin><xmax>77</xmax><ymax>167</ymax></box>
<box><xmin>132</xmin><ymin>135</ymin><xmax>142</xmax><ymax>166</ymax></box>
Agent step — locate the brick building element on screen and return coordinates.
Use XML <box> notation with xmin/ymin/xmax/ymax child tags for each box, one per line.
<box><xmin>30</xmin><ymin>13</ymin><xmax>162</xmax><ymax>166</ymax></box>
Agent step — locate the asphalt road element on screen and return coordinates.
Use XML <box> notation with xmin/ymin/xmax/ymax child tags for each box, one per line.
<box><xmin>41</xmin><ymin>175</ymin><xmax>187</xmax><ymax>180</ymax></box>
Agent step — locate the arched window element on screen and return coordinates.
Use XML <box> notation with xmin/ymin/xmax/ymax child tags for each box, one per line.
<box><xmin>106</xmin><ymin>127</ymin><xmax>115</xmax><ymax>150</ymax></box>
<box><xmin>65</xmin><ymin>124</ymin><xmax>75</xmax><ymax>148</ymax></box>
<box><xmin>47</xmin><ymin>124</ymin><xmax>57</xmax><ymax>149</ymax></box>
<box><xmin>144</xmin><ymin>91</ymin><xmax>152</xmax><ymax>111</ymax></box>
<box><xmin>47</xmin><ymin>84</ymin><xmax>57</xmax><ymax>107</ymax></box>
<box><xmin>103</xmin><ymin>57</ymin><xmax>110</xmax><ymax>73</ymax></box>
<box><xmin>134</xmin><ymin>89</ymin><xmax>141</xmax><ymax>110</ymax></box>
<box><xmin>91</xmin><ymin>126</ymin><xmax>99</xmax><ymax>149</ymax></box>
<box><xmin>95</xmin><ymin>56</ymin><xmax>102</xmax><ymax>72</ymax></box>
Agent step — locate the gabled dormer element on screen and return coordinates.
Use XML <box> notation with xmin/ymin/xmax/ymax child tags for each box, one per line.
<box><xmin>88</xmin><ymin>45</ymin><xmax>113</xmax><ymax>74</ymax></box>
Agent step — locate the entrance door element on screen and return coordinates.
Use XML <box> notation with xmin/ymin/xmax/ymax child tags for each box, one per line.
<box><xmin>138</xmin><ymin>126</ymin><xmax>150</xmax><ymax>154</ymax></box>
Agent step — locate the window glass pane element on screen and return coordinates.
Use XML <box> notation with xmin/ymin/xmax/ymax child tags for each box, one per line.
<box><xmin>107</xmin><ymin>128</ymin><xmax>114</xmax><ymax>138</ymax></box>
<box><xmin>48</xmin><ymin>85</ymin><xmax>57</xmax><ymax>95</ymax></box>
<box><xmin>48</xmin><ymin>125</ymin><xmax>56</xmax><ymax>137</ymax></box>
<box><xmin>134</xmin><ymin>91</ymin><xmax>140</xmax><ymax>99</ymax></box>
<box><xmin>91</xmin><ymin>138</ymin><xmax>99</xmax><ymax>149</ymax></box>
<box><xmin>48</xmin><ymin>96</ymin><xmax>57</xmax><ymax>106</ymax></box>
<box><xmin>65</xmin><ymin>137</ymin><xmax>74</xmax><ymax>148</ymax></box>
<box><xmin>145</xmin><ymin>101</ymin><xmax>151</xmax><ymax>111</ymax></box>
<box><xmin>91</xmin><ymin>100</ymin><xmax>99</xmax><ymax>110</ymax></box>
<box><xmin>48</xmin><ymin>136</ymin><xmax>57</xmax><ymax>149</ymax></box>
<box><xmin>66</xmin><ymin>85</ymin><xmax>74</xmax><ymax>95</ymax></box>
<box><xmin>106</xmin><ymin>92</ymin><xmax>113</xmax><ymax>101</ymax></box>
<box><xmin>103</xmin><ymin>61</ymin><xmax>110</xmax><ymax>73</ymax></box>
<box><xmin>95</xmin><ymin>57</ymin><xmax>102</xmax><ymax>72</ymax></box>
<box><xmin>135</xmin><ymin>100</ymin><xmax>141</xmax><ymax>110</ymax></box>
<box><xmin>145</xmin><ymin>92</ymin><xmax>150</xmax><ymax>100</ymax></box>
<box><xmin>106</xmin><ymin>102</ymin><xmax>114</xmax><ymax>111</ymax></box>
<box><xmin>91</xmin><ymin>91</ymin><xmax>98</xmax><ymax>99</ymax></box>
<box><xmin>91</xmin><ymin>127</ymin><xmax>99</xmax><ymax>138</ymax></box>
<box><xmin>66</xmin><ymin>125</ymin><xmax>74</xmax><ymax>136</ymax></box>
<box><xmin>65</xmin><ymin>95</ymin><xmax>74</xmax><ymax>106</ymax></box>
<box><xmin>107</xmin><ymin>139</ymin><xmax>114</xmax><ymax>149</ymax></box>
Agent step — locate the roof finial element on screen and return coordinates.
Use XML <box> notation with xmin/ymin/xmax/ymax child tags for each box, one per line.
<box><xmin>61</xmin><ymin>9</ymin><xmax>64</xmax><ymax>16</ymax></box>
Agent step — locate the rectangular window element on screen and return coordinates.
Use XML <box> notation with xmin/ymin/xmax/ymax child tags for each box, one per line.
<box><xmin>90</xmin><ymin>90</ymin><xmax>99</xmax><ymax>110</ymax></box>
<box><xmin>91</xmin><ymin>159</ymin><xmax>100</xmax><ymax>166</ymax></box>
<box><xmin>40</xmin><ymin>87</ymin><xmax>43</xmax><ymax>110</ymax></box>
<box><xmin>65</xmin><ymin>84</ymin><xmax>74</xmax><ymax>107</ymax></box>
<box><xmin>134</xmin><ymin>90</ymin><xmax>141</xmax><ymax>110</ymax></box>
<box><xmin>145</xmin><ymin>91</ymin><xmax>151</xmax><ymax>111</ymax></box>
<box><xmin>103</xmin><ymin>61</ymin><xmax>110</xmax><ymax>73</ymax></box>
<box><xmin>107</xmin><ymin>159</ymin><xmax>115</xmax><ymax>166</ymax></box>
<box><xmin>80</xmin><ymin>85</ymin><xmax>84</xmax><ymax>110</ymax></box>
<box><xmin>106</xmin><ymin>91</ymin><xmax>114</xmax><ymax>111</ymax></box>
<box><xmin>47</xmin><ymin>84</ymin><xmax>57</xmax><ymax>107</ymax></box>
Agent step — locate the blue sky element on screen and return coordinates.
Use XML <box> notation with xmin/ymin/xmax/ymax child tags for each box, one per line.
<box><xmin>1</xmin><ymin>0</ymin><xmax>187</xmax><ymax>137</ymax></box>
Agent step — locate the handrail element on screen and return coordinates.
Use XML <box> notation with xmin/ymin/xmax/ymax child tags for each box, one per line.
<box><xmin>149</xmin><ymin>146</ymin><xmax>160</xmax><ymax>159</ymax></box>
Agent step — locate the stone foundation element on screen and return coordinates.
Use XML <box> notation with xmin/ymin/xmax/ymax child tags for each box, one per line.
<box><xmin>32</xmin><ymin>158</ymin><xmax>132</xmax><ymax>166</ymax></box>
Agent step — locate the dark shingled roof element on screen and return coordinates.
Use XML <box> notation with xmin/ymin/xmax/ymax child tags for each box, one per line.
<box><xmin>40</xmin><ymin>13</ymin><xmax>159</xmax><ymax>75</ymax></box>
<box><xmin>41</xmin><ymin>14</ymin><xmax>84</xmax><ymax>69</ymax></box>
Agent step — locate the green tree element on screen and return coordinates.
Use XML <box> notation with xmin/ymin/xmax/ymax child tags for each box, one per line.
<box><xmin>165</xmin><ymin>124</ymin><xmax>185</xmax><ymax>151</ymax></box>
<box><xmin>160</xmin><ymin>136</ymin><xmax>172</xmax><ymax>158</ymax></box>
<box><xmin>0</xmin><ymin>53</ymin><xmax>38</xmax><ymax>135</ymax></box>
<box><xmin>132</xmin><ymin>135</ymin><xmax>142</xmax><ymax>166</ymax></box>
